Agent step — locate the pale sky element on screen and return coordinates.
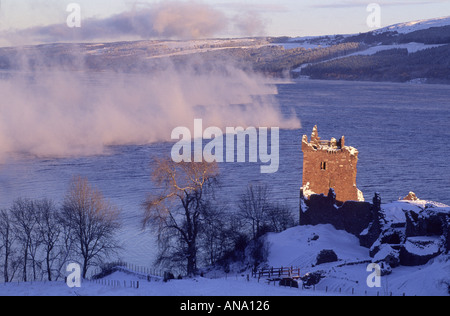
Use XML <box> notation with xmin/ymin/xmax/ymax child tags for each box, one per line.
<box><xmin>1</xmin><ymin>0</ymin><xmax>450</xmax><ymax>40</ymax></box>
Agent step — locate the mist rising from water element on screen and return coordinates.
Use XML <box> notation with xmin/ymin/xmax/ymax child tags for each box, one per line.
<box><xmin>0</xmin><ymin>59</ymin><xmax>301</xmax><ymax>161</ymax></box>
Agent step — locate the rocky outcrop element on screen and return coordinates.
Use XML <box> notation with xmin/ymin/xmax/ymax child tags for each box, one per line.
<box><xmin>377</xmin><ymin>261</ymin><xmax>393</xmax><ymax>276</ymax></box>
<box><xmin>279</xmin><ymin>278</ymin><xmax>299</xmax><ymax>288</ymax></box>
<box><xmin>370</xmin><ymin>201</ymin><xmax>449</xmax><ymax>266</ymax></box>
<box><xmin>399</xmin><ymin>237</ymin><xmax>443</xmax><ymax>266</ymax></box>
<box><xmin>301</xmin><ymin>188</ymin><xmax>449</xmax><ymax>267</ymax></box>
<box><xmin>403</xmin><ymin>192</ymin><xmax>419</xmax><ymax>201</ymax></box>
<box><xmin>315</xmin><ymin>249</ymin><xmax>339</xmax><ymax>266</ymax></box>
<box><xmin>360</xmin><ymin>193</ymin><xmax>384</xmax><ymax>248</ymax></box>
<box><xmin>405</xmin><ymin>207</ymin><xmax>449</xmax><ymax>251</ymax></box>
<box><xmin>301</xmin><ymin>271</ymin><xmax>325</xmax><ymax>287</ymax></box>
<box><xmin>372</xmin><ymin>244</ymin><xmax>400</xmax><ymax>268</ymax></box>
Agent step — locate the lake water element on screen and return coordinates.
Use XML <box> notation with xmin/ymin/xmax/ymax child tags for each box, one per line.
<box><xmin>1</xmin><ymin>79</ymin><xmax>449</xmax><ymax>266</ymax></box>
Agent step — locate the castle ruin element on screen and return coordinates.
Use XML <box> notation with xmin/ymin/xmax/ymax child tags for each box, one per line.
<box><xmin>299</xmin><ymin>127</ymin><xmax>449</xmax><ymax>265</ymax></box>
<box><xmin>301</xmin><ymin>125</ymin><xmax>364</xmax><ymax>203</ymax></box>
<box><xmin>300</xmin><ymin>126</ymin><xmax>378</xmax><ymax>247</ymax></box>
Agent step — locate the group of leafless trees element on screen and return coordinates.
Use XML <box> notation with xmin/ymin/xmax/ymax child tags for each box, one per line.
<box><xmin>142</xmin><ymin>158</ymin><xmax>296</xmax><ymax>276</ymax></box>
<box><xmin>0</xmin><ymin>177</ymin><xmax>121</xmax><ymax>283</ymax></box>
<box><xmin>1</xmin><ymin>158</ymin><xmax>295</xmax><ymax>282</ymax></box>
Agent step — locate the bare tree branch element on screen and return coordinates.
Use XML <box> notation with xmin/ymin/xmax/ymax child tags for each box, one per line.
<box><xmin>142</xmin><ymin>157</ymin><xmax>219</xmax><ymax>276</ymax></box>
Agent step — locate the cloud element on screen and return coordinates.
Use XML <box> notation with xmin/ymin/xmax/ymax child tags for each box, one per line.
<box><xmin>311</xmin><ymin>0</ymin><xmax>449</xmax><ymax>9</ymax></box>
<box><xmin>0</xmin><ymin>2</ymin><xmax>299</xmax><ymax>161</ymax></box>
<box><xmin>232</xmin><ymin>11</ymin><xmax>269</xmax><ymax>37</ymax></box>
<box><xmin>1</xmin><ymin>1</ymin><xmax>268</xmax><ymax>45</ymax></box>
<box><xmin>216</xmin><ymin>2</ymin><xmax>289</xmax><ymax>13</ymax></box>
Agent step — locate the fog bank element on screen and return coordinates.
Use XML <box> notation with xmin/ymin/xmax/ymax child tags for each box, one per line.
<box><xmin>0</xmin><ymin>60</ymin><xmax>301</xmax><ymax>161</ymax></box>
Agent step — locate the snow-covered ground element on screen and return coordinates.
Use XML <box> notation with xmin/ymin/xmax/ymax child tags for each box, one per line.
<box><xmin>273</xmin><ymin>42</ymin><xmax>329</xmax><ymax>50</ymax></box>
<box><xmin>350</xmin><ymin>43</ymin><xmax>445</xmax><ymax>56</ymax></box>
<box><xmin>266</xmin><ymin>225</ymin><xmax>369</xmax><ymax>268</ymax></box>
<box><xmin>2</xmin><ymin>222</ymin><xmax>448</xmax><ymax>296</ymax></box>
<box><xmin>264</xmin><ymin>224</ymin><xmax>449</xmax><ymax>297</ymax></box>
<box><xmin>0</xmin><ymin>270</ymin><xmax>330</xmax><ymax>297</ymax></box>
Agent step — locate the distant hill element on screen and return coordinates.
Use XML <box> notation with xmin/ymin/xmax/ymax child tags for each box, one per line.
<box><xmin>373</xmin><ymin>16</ymin><xmax>450</xmax><ymax>35</ymax></box>
<box><xmin>0</xmin><ymin>16</ymin><xmax>449</xmax><ymax>84</ymax></box>
<box><xmin>0</xmin><ymin>38</ymin><xmax>366</xmax><ymax>78</ymax></box>
<box><xmin>296</xmin><ymin>16</ymin><xmax>450</xmax><ymax>84</ymax></box>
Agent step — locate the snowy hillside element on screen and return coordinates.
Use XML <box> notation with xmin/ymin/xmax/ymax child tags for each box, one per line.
<box><xmin>282</xmin><ymin>16</ymin><xmax>450</xmax><ymax>50</ymax></box>
<box><xmin>265</xmin><ymin>225</ymin><xmax>369</xmax><ymax>268</ymax></box>
<box><xmin>348</xmin><ymin>43</ymin><xmax>445</xmax><ymax>56</ymax></box>
<box><xmin>374</xmin><ymin>16</ymin><xmax>450</xmax><ymax>34</ymax></box>
<box><xmin>264</xmin><ymin>224</ymin><xmax>449</xmax><ymax>296</ymax></box>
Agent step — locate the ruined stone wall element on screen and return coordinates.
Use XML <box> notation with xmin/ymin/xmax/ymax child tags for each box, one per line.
<box><xmin>300</xmin><ymin>189</ymin><xmax>377</xmax><ymax>242</ymax></box>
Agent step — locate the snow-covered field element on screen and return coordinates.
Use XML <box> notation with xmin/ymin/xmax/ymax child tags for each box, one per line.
<box><xmin>0</xmin><ymin>272</ymin><xmax>326</xmax><ymax>297</ymax></box>
<box><xmin>1</xmin><ymin>223</ymin><xmax>448</xmax><ymax>296</ymax></box>
<box><xmin>349</xmin><ymin>43</ymin><xmax>445</xmax><ymax>56</ymax></box>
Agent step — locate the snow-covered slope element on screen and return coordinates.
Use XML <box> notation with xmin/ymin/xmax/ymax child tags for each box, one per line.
<box><xmin>264</xmin><ymin>224</ymin><xmax>449</xmax><ymax>296</ymax></box>
<box><xmin>265</xmin><ymin>224</ymin><xmax>370</xmax><ymax>268</ymax></box>
<box><xmin>381</xmin><ymin>199</ymin><xmax>449</xmax><ymax>225</ymax></box>
<box><xmin>374</xmin><ymin>16</ymin><xmax>450</xmax><ymax>34</ymax></box>
<box><xmin>348</xmin><ymin>43</ymin><xmax>445</xmax><ymax>56</ymax></box>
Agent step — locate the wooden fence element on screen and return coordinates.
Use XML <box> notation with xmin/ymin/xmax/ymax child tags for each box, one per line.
<box><xmin>89</xmin><ymin>279</ymin><xmax>141</xmax><ymax>289</ymax></box>
<box><xmin>88</xmin><ymin>261</ymin><xmax>172</xmax><ymax>280</ymax></box>
<box><xmin>253</xmin><ymin>266</ymin><xmax>301</xmax><ymax>281</ymax></box>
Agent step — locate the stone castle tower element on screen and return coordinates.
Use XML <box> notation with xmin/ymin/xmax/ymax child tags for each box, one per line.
<box><xmin>301</xmin><ymin>126</ymin><xmax>364</xmax><ymax>203</ymax></box>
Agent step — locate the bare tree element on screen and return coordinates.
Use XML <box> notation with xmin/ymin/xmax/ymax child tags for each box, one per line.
<box><xmin>53</xmin><ymin>215</ymin><xmax>76</xmax><ymax>281</ymax></box>
<box><xmin>34</xmin><ymin>199</ymin><xmax>61</xmax><ymax>281</ymax></box>
<box><xmin>239</xmin><ymin>183</ymin><xmax>295</xmax><ymax>239</ymax></box>
<box><xmin>142</xmin><ymin>158</ymin><xmax>219</xmax><ymax>276</ymax></box>
<box><xmin>238</xmin><ymin>183</ymin><xmax>271</xmax><ymax>240</ymax></box>
<box><xmin>0</xmin><ymin>209</ymin><xmax>18</xmax><ymax>282</ymax></box>
<box><xmin>61</xmin><ymin>176</ymin><xmax>121</xmax><ymax>279</ymax></box>
<box><xmin>10</xmin><ymin>198</ymin><xmax>39</xmax><ymax>282</ymax></box>
<box><xmin>266</xmin><ymin>202</ymin><xmax>296</xmax><ymax>233</ymax></box>
<box><xmin>200</xmin><ymin>203</ymin><xmax>234</xmax><ymax>266</ymax></box>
